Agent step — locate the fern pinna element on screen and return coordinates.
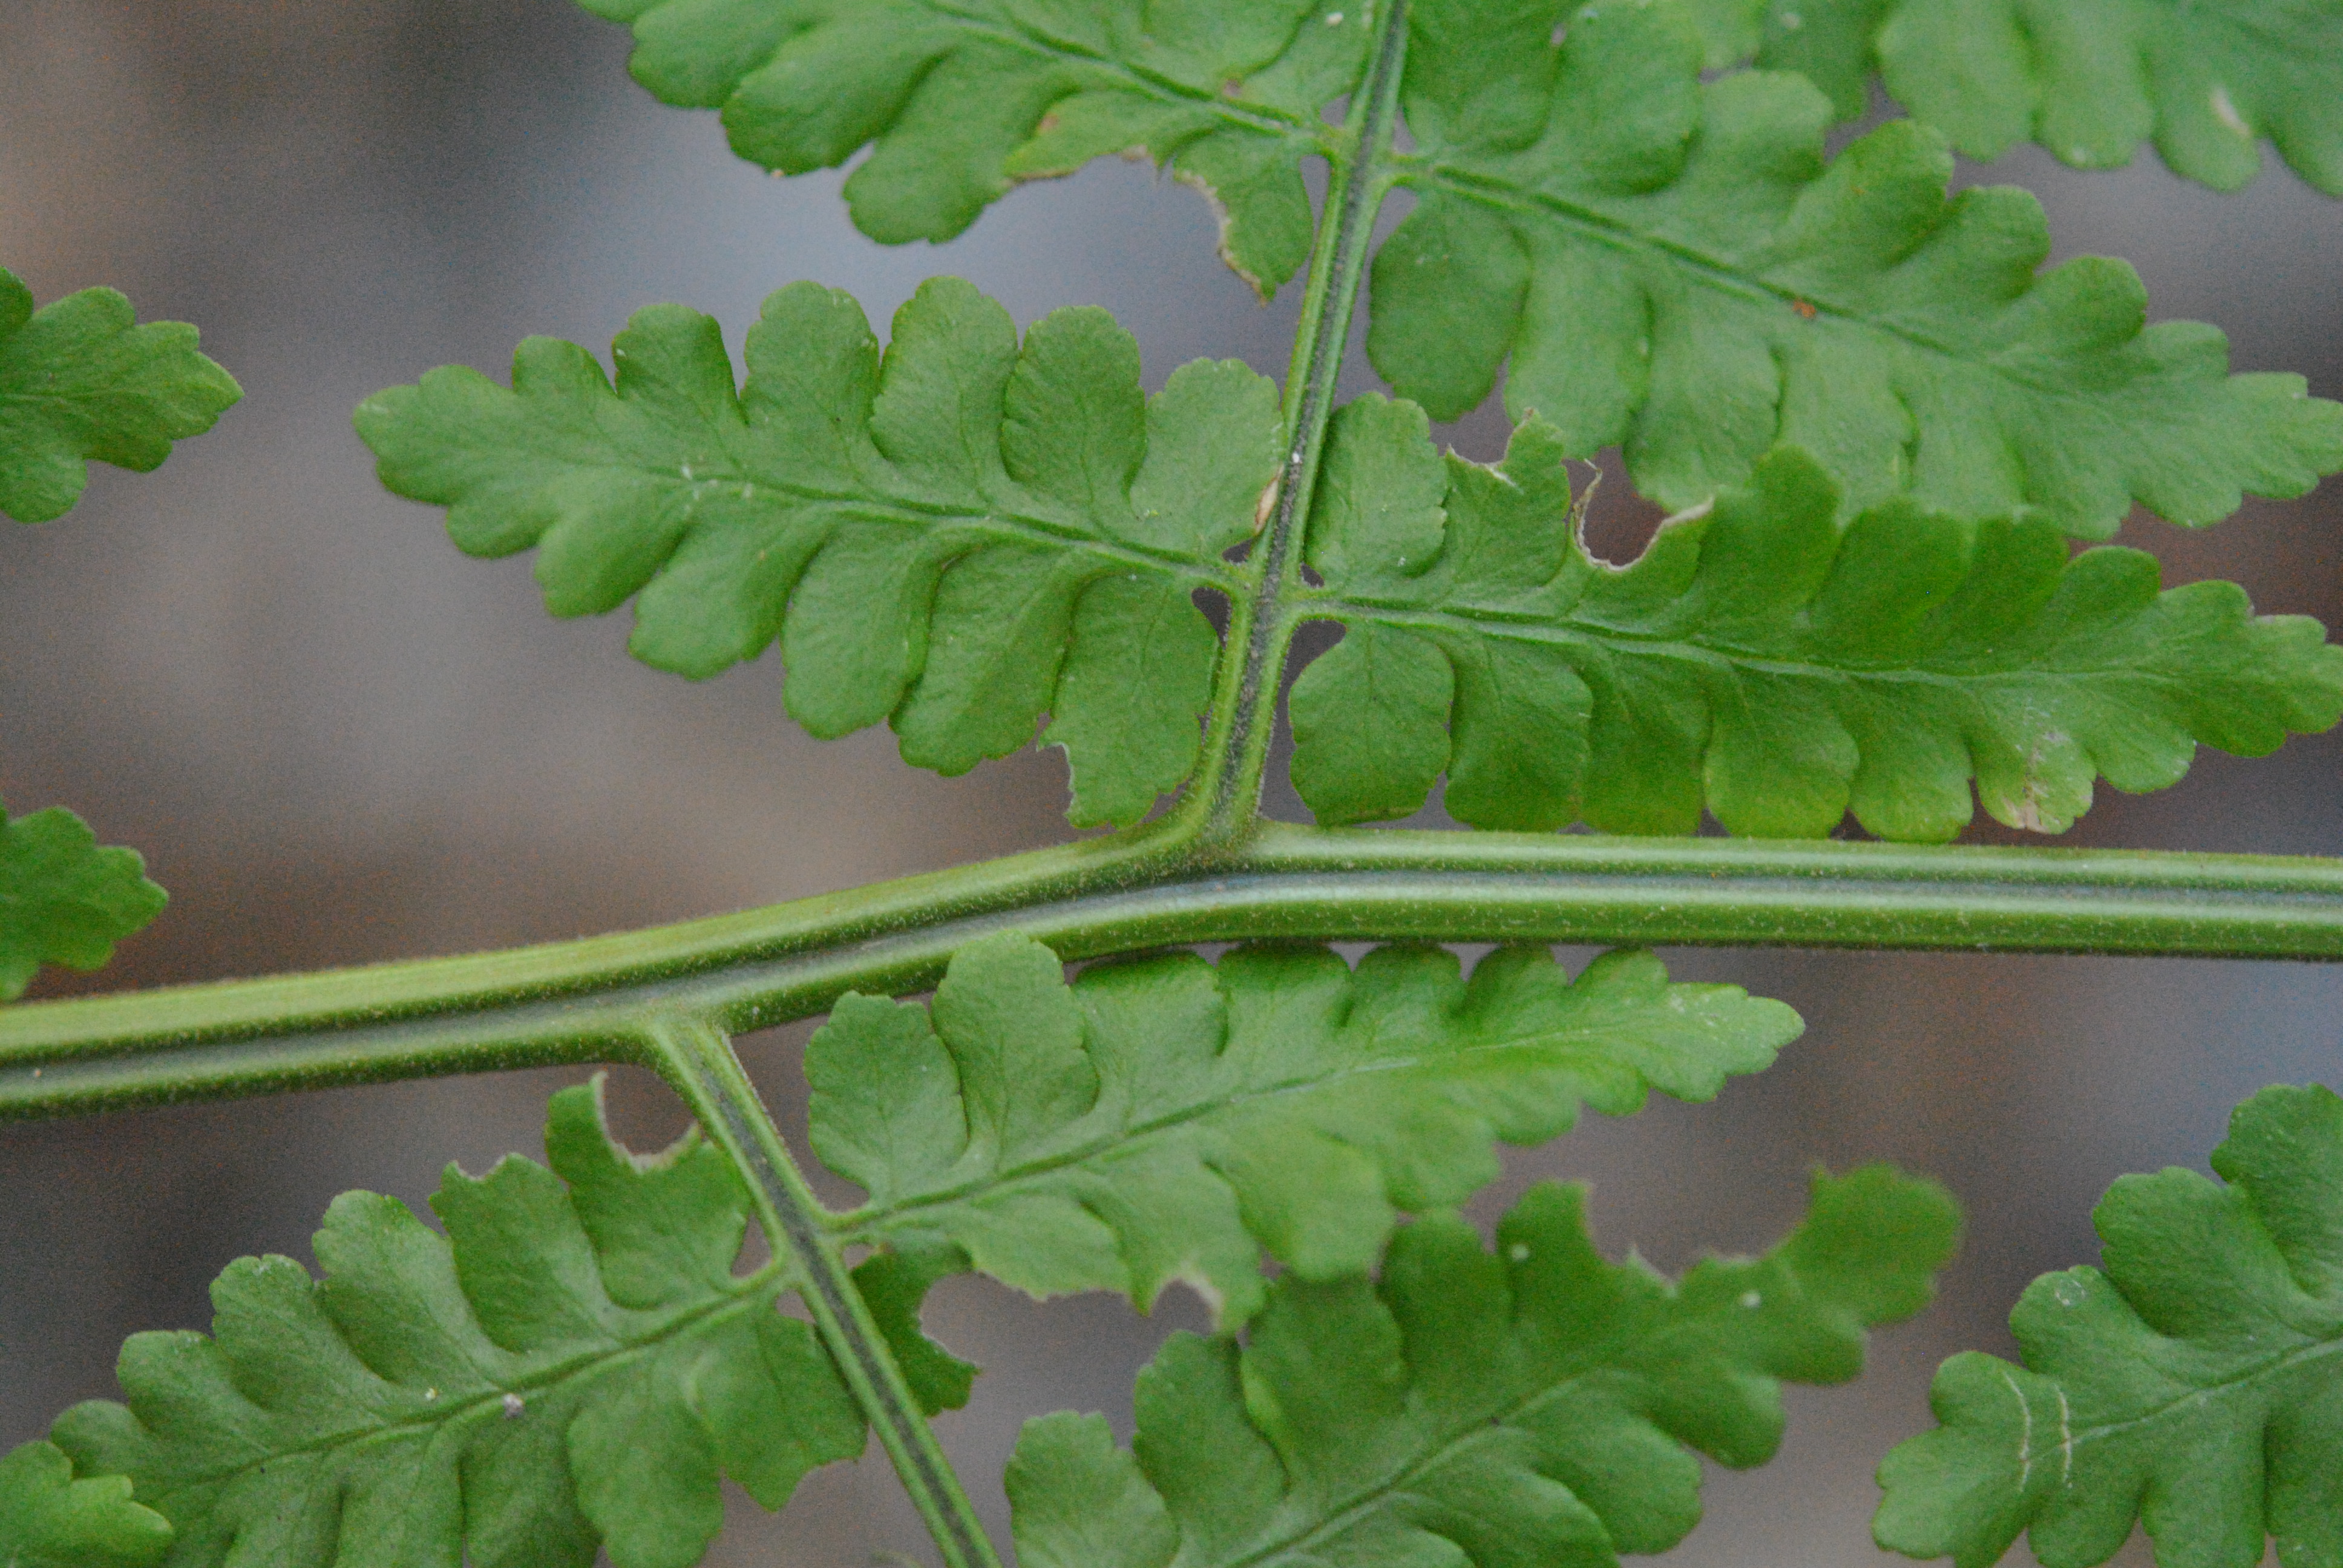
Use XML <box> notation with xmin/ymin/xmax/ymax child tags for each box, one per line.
<box><xmin>3</xmin><ymin>4</ymin><xmax>2342</xmax><ymax>1568</ymax></box>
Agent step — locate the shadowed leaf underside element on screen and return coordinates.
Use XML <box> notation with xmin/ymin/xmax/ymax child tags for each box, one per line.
<box><xmin>1877</xmin><ymin>1083</ymin><xmax>2343</xmax><ymax>1568</ymax></box>
<box><xmin>50</xmin><ymin>1080</ymin><xmax>865</xmax><ymax>1568</ymax></box>
<box><xmin>1009</xmin><ymin>1169</ymin><xmax>1961</xmax><ymax>1568</ymax></box>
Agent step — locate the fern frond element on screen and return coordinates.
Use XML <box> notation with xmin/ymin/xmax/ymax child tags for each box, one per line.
<box><xmin>1375</xmin><ymin>1</ymin><xmax>2343</xmax><ymax>536</ymax></box>
<box><xmin>0</xmin><ymin>802</ymin><xmax>168</xmax><ymax>1003</ymax></box>
<box><xmin>0</xmin><ymin>1441</ymin><xmax>171</xmax><ymax>1568</ymax></box>
<box><xmin>571</xmin><ymin>0</ymin><xmax>1377</xmax><ymax>293</ymax></box>
<box><xmin>810</xmin><ymin>933</ymin><xmax>1800</xmax><ymax>1327</ymax></box>
<box><xmin>1877</xmin><ymin>1083</ymin><xmax>2343</xmax><ymax>1568</ymax></box>
<box><xmin>0</xmin><ymin>267</ymin><xmax>240</xmax><ymax>524</ymax></box>
<box><xmin>1009</xmin><ymin>1168</ymin><xmax>1961</xmax><ymax>1568</ymax></box>
<box><xmin>1286</xmin><ymin>410</ymin><xmax>2343</xmax><ymax>838</ymax></box>
<box><xmin>50</xmin><ymin>1079</ymin><xmax>867</xmax><ymax>1568</ymax></box>
<box><xmin>355</xmin><ymin>279</ymin><xmax>1283</xmax><ymax>826</ymax></box>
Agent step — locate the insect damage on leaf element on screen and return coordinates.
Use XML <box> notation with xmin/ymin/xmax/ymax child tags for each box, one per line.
<box><xmin>1285</xmin><ymin>403</ymin><xmax>2343</xmax><ymax>839</ymax></box>
<box><xmin>1374</xmin><ymin>0</ymin><xmax>2343</xmax><ymax>537</ymax></box>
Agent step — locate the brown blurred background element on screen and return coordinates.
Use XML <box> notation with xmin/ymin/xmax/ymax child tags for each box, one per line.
<box><xmin>2</xmin><ymin>4</ymin><xmax>2339</xmax><ymax>1564</ymax></box>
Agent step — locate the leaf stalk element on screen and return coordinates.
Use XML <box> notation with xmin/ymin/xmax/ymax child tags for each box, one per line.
<box><xmin>1189</xmin><ymin>0</ymin><xmax>1411</xmax><ymax>840</ymax></box>
<box><xmin>647</xmin><ymin>1015</ymin><xmax>1004</xmax><ymax>1568</ymax></box>
<box><xmin>11</xmin><ymin>826</ymin><xmax>2343</xmax><ymax>1118</ymax></box>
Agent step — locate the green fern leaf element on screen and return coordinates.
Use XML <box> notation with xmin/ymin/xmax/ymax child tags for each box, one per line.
<box><xmin>0</xmin><ymin>267</ymin><xmax>240</xmax><ymax>524</ymax></box>
<box><xmin>809</xmin><ymin>932</ymin><xmax>1799</xmax><ymax>1327</ymax></box>
<box><xmin>571</xmin><ymin>0</ymin><xmax>1375</xmax><ymax>294</ymax></box>
<box><xmin>1877</xmin><ymin>1083</ymin><xmax>2343</xmax><ymax>1568</ymax></box>
<box><xmin>1877</xmin><ymin>0</ymin><xmax>2343</xmax><ymax>194</ymax></box>
<box><xmin>1670</xmin><ymin>0</ymin><xmax>2343</xmax><ymax>195</ymax></box>
<box><xmin>1375</xmin><ymin>1</ymin><xmax>2343</xmax><ymax>537</ymax></box>
<box><xmin>1665</xmin><ymin>0</ymin><xmax>1886</xmax><ymax>117</ymax></box>
<box><xmin>49</xmin><ymin>1077</ymin><xmax>867</xmax><ymax>1568</ymax></box>
<box><xmin>1285</xmin><ymin>408</ymin><xmax>2343</xmax><ymax>838</ymax></box>
<box><xmin>0</xmin><ymin>1442</ymin><xmax>171</xmax><ymax>1568</ymax></box>
<box><xmin>0</xmin><ymin>802</ymin><xmax>168</xmax><ymax>1003</ymax></box>
<box><xmin>354</xmin><ymin>278</ymin><xmax>1282</xmax><ymax>827</ymax></box>
<box><xmin>1009</xmin><ymin>1167</ymin><xmax>1961</xmax><ymax>1568</ymax></box>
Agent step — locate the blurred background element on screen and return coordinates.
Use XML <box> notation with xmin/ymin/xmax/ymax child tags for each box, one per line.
<box><xmin>2</xmin><ymin>4</ymin><xmax>2339</xmax><ymax>1563</ymax></box>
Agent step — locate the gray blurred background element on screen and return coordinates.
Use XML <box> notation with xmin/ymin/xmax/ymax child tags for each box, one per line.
<box><xmin>2</xmin><ymin>4</ymin><xmax>2339</xmax><ymax>1564</ymax></box>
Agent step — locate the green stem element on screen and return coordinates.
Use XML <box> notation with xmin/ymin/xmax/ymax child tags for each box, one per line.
<box><xmin>11</xmin><ymin>824</ymin><xmax>2343</xmax><ymax>1117</ymax></box>
<box><xmin>646</xmin><ymin>1015</ymin><xmax>1003</xmax><ymax>1568</ymax></box>
<box><xmin>1188</xmin><ymin>0</ymin><xmax>1411</xmax><ymax>840</ymax></box>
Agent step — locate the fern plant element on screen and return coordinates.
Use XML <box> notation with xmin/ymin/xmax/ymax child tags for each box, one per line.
<box><xmin>4</xmin><ymin>4</ymin><xmax>2342</xmax><ymax>1567</ymax></box>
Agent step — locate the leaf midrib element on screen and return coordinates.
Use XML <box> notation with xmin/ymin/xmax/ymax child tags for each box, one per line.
<box><xmin>494</xmin><ymin>451</ymin><xmax>1248</xmax><ymax>590</ymax></box>
<box><xmin>1299</xmin><ymin>596</ymin><xmax>2229</xmax><ymax>696</ymax></box>
<box><xmin>834</xmin><ymin>1016</ymin><xmax>1690</xmax><ymax>1233</ymax></box>
<box><xmin>0</xmin><ymin>381</ymin><xmax>188</xmax><ymax>415</ymax></box>
<box><xmin>1402</xmin><ymin>158</ymin><xmax>2134</xmax><ymax>413</ymax></box>
<box><xmin>912</xmin><ymin>0</ymin><xmax>1339</xmax><ymax>142</ymax></box>
<box><xmin>145</xmin><ymin>1263</ymin><xmax>787</xmax><ymax>1492</ymax></box>
<box><xmin>2062</xmin><ymin>1323</ymin><xmax>2343</xmax><ymax>1456</ymax></box>
<box><xmin>1207</xmin><ymin>1282</ymin><xmax>1808</xmax><ymax>1568</ymax></box>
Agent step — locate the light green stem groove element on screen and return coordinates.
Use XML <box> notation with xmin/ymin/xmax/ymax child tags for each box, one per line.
<box><xmin>647</xmin><ymin>1017</ymin><xmax>1003</xmax><ymax>1568</ymax></box>
<box><xmin>10</xmin><ymin>826</ymin><xmax>2343</xmax><ymax>1119</ymax></box>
